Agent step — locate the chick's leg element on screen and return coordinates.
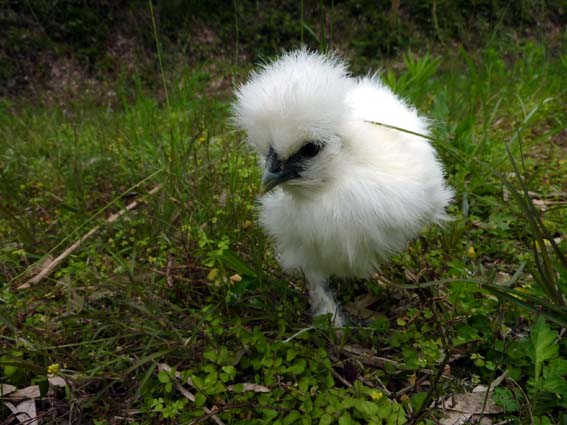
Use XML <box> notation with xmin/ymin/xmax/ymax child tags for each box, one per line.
<box><xmin>304</xmin><ymin>270</ymin><xmax>345</xmax><ymax>327</ymax></box>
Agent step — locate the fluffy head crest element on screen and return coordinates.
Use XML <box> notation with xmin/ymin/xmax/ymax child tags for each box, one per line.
<box><xmin>233</xmin><ymin>49</ymin><xmax>354</xmax><ymax>159</ymax></box>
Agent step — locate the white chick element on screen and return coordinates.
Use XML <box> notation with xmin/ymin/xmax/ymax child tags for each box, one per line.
<box><xmin>233</xmin><ymin>49</ymin><xmax>453</xmax><ymax>325</ymax></box>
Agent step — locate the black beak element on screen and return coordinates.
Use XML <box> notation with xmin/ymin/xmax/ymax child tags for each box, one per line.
<box><xmin>260</xmin><ymin>148</ymin><xmax>302</xmax><ymax>193</ymax></box>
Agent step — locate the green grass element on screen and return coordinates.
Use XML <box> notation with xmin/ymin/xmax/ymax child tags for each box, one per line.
<box><xmin>1</xmin><ymin>38</ymin><xmax>567</xmax><ymax>424</ymax></box>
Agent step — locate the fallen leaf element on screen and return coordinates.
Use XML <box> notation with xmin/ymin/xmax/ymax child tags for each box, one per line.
<box><xmin>3</xmin><ymin>399</ymin><xmax>38</xmax><ymax>425</ymax></box>
<box><xmin>439</xmin><ymin>411</ymin><xmax>472</xmax><ymax>425</ymax></box>
<box><xmin>0</xmin><ymin>384</ymin><xmax>17</xmax><ymax>395</ymax></box>
<box><xmin>48</xmin><ymin>376</ymin><xmax>67</xmax><ymax>387</ymax></box>
<box><xmin>218</xmin><ymin>190</ymin><xmax>227</xmax><ymax>207</ymax></box>
<box><xmin>494</xmin><ymin>272</ymin><xmax>511</xmax><ymax>286</ymax></box>
<box><xmin>229</xmin><ymin>273</ymin><xmax>242</xmax><ymax>283</ymax></box>
<box><xmin>227</xmin><ymin>383</ymin><xmax>270</xmax><ymax>393</ymax></box>
<box><xmin>4</xmin><ymin>385</ymin><xmax>40</xmax><ymax>400</ymax></box>
<box><xmin>442</xmin><ymin>392</ymin><xmax>503</xmax><ymax>414</ymax></box>
<box><xmin>440</xmin><ymin>411</ymin><xmax>493</xmax><ymax>425</ymax></box>
<box><xmin>344</xmin><ymin>293</ymin><xmax>380</xmax><ymax>320</ymax></box>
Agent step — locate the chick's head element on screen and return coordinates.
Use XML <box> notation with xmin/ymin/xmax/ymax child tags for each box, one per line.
<box><xmin>233</xmin><ymin>49</ymin><xmax>355</xmax><ymax>193</ymax></box>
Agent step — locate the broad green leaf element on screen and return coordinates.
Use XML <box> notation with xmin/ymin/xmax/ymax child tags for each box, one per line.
<box><xmin>541</xmin><ymin>359</ymin><xmax>567</xmax><ymax>396</ymax></box>
<box><xmin>221</xmin><ymin>365</ymin><xmax>236</xmax><ymax>381</ymax></box>
<box><xmin>402</xmin><ymin>347</ymin><xmax>420</xmax><ymax>370</ymax></box>
<box><xmin>493</xmin><ymin>387</ymin><xmax>520</xmax><ymax>412</ymax></box>
<box><xmin>283</xmin><ymin>410</ymin><xmax>301</xmax><ymax>425</ymax></box>
<box><xmin>524</xmin><ymin>317</ymin><xmax>558</xmax><ymax>379</ymax></box>
<box><xmin>261</xmin><ymin>409</ymin><xmax>279</xmax><ymax>422</ymax></box>
<box><xmin>194</xmin><ymin>392</ymin><xmax>206</xmax><ymax>407</ymax></box>
<box><xmin>203</xmin><ymin>370</ymin><xmax>218</xmax><ymax>387</ymax></box>
<box><xmin>338</xmin><ymin>411</ymin><xmax>355</xmax><ymax>425</ymax></box>
<box><xmin>287</xmin><ymin>359</ymin><xmax>306</xmax><ymax>375</ymax></box>
<box><xmin>203</xmin><ymin>350</ymin><xmax>218</xmax><ymax>363</ymax></box>
<box><xmin>157</xmin><ymin>370</ymin><xmax>170</xmax><ymax>384</ymax></box>
<box><xmin>301</xmin><ymin>395</ymin><xmax>313</xmax><ymax>413</ymax></box>
<box><xmin>352</xmin><ymin>400</ymin><xmax>380</xmax><ymax>417</ymax></box>
<box><xmin>286</xmin><ymin>348</ymin><xmax>297</xmax><ymax>362</ymax></box>
<box><xmin>411</xmin><ymin>392</ymin><xmax>428</xmax><ymax>412</ymax></box>
<box><xmin>319</xmin><ymin>413</ymin><xmax>333</xmax><ymax>425</ymax></box>
<box><xmin>545</xmin><ymin>358</ymin><xmax>567</xmax><ymax>377</ymax></box>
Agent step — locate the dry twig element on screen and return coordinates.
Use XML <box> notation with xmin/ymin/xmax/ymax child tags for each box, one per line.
<box><xmin>18</xmin><ymin>185</ymin><xmax>161</xmax><ymax>289</ymax></box>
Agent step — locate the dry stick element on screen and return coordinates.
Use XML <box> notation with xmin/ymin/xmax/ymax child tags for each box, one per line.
<box><xmin>331</xmin><ymin>368</ymin><xmax>353</xmax><ymax>388</ymax></box>
<box><xmin>18</xmin><ymin>185</ymin><xmax>162</xmax><ymax>290</ymax></box>
<box><xmin>165</xmin><ymin>255</ymin><xmax>174</xmax><ymax>288</ymax></box>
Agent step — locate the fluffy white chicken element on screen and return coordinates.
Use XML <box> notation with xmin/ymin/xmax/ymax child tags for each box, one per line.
<box><xmin>233</xmin><ymin>49</ymin><xmax>453</xmax><ymax>326</ymax></box>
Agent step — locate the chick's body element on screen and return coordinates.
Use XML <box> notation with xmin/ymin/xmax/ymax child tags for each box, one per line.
<box><xmin>234</xmin><ymin>50</ymin><xmax>452</xmax><ymax>325</ymax></box>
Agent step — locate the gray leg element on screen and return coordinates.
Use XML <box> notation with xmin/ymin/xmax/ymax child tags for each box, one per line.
<box><xmin>303</xmin><ymin>270</ymin><xmax>345</xmax><ymax>327</ymax></box>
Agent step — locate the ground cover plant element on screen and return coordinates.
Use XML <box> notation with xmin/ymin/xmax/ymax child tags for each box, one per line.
<box><xmin>1</xmin><ymin>3</ymin><xmax>567</xmax><ymax>425</ymax></box>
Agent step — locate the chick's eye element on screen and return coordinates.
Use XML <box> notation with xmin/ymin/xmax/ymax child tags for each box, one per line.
<box><xmin>299</xmin><ymin>142</ymin><xmax>322</xmax><ymax>158</ymax></box>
